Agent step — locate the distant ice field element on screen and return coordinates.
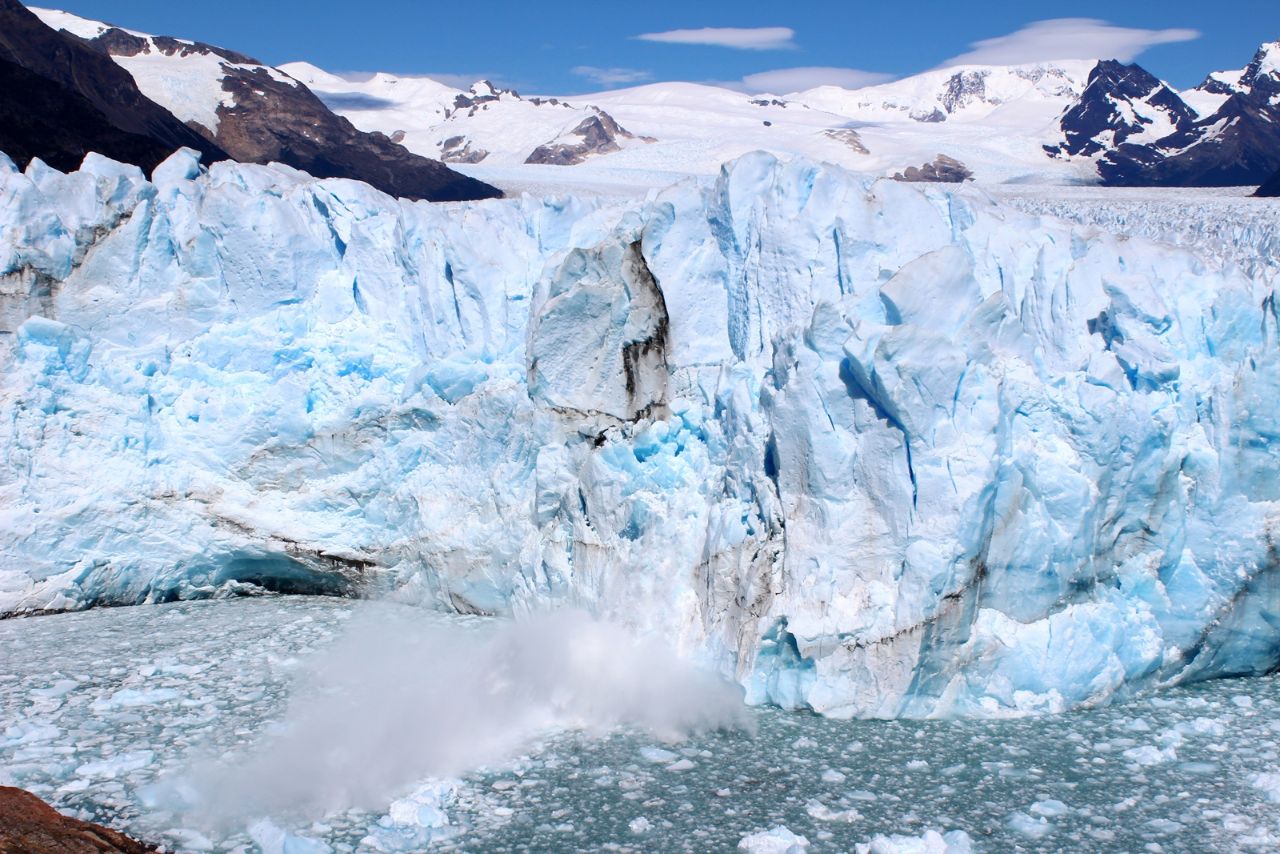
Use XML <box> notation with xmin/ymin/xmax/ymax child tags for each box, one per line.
<box><xmin>3</xmin><ymin>596</ymin><xmax>1280</xmax><ymax>853</ymax></box>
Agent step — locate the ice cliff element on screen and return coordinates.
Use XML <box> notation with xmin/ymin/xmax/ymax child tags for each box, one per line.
<box><xmin>2</xmin><ymin>148</ymin><xmax>1279</xmax><ymax>718</ymax></box>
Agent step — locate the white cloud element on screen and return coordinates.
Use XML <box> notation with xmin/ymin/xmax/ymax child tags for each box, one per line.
<box><xmin>741</xmin><ymin>66</ymin><xmax>894</xmax><ymax>94</ymax></box>
<box><xmin>571</xmin><ymin>66</ymin><xmax>654</xmax><ymax>87</ymax></box>
<box><xmin>941</xmin><ymin>18</ymin><xmax>1199</xmax><ymax>67</ymax></box>
<box><xmin>634</xmin><ymin>26</ymin><xmax>796</xmax><ymax>51</ymax></box>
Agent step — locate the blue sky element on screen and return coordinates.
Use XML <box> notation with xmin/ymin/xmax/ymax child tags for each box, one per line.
<box><xmin>38</xmin><ymin>0</ymin><xmax>1280</xmax><ymax>94</ymax></box>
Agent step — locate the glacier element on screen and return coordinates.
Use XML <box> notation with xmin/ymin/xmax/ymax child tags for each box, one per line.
<box><xmin>2</xmin><ymin>147</ymin><xmax>1279</xmax><ymax>718</ymax></box>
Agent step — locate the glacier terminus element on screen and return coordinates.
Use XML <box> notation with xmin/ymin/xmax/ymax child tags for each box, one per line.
<box><xmin>3</xmin><ymin>148</ymin><xmax>1280</xmax><ymax>720</ymax></box>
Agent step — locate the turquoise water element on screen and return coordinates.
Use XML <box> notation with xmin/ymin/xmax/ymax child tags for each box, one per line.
<box><xmin>2</xmin><ymin>597</ymin><xmax>1278</xmax><ymax>852</ymax></box>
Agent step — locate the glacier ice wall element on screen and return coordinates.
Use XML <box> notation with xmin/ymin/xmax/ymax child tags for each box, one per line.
<box><xmin>2</xmin><ymin>148</ymin><xmax>1279</xmax><ymax>718</ymax></box>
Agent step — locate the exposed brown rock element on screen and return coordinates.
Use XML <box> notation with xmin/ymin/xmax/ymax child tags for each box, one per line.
<box><xmin>0</xmin><ymin>786</ymin><xmax>156</xmax><ymax>853</ymax></box>
<box><xmin>441</xmin><ymin>135</ymin><xmax>489</xmax><ymax>164</ymax></box>
<box><xmin>822</xmin><ymin>128</ymin><xmax>868</xmax><ymax>154</ymax></box>
<box><xmin>893</xmin><ymin>154</ymin><xmax>973</xmax><ymax>183</ymax></box>
<box><xmin>525</xmin><ymin>111</ymin><xmax>647</xmax><ymax>166</ymax></box>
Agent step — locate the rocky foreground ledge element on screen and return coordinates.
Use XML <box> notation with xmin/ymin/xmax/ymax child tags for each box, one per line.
<box><xmin>0</xmin><ymin>786</ymin><xmax>155</xmax><ymax>853</ymax></box>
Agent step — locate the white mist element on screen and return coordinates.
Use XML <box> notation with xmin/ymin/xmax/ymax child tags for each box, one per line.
<box><xmin>188</xmin><ymin>604</ymin><xmax>750</xmax><ymax>823</ymax></box>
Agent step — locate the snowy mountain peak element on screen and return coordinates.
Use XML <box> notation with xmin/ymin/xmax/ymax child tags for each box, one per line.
<box><xmin>444</xmin><ymin>80</ymin><xmax>523</xmax><ymax>119</ymax></box>
<box><xmin>1192</xmin><ymin>41</ymin><xmax>1280</xmax><ymax>105</ymax></box>
<box><xmin>1241</xmin><ymin>40</ymin><xmax>1280</xmax><ymax>97</ymax></box>
<box><xmin>795</xmin><ymin>60</ymin><xmax>1093</xmax><ymax>125</ymax></box>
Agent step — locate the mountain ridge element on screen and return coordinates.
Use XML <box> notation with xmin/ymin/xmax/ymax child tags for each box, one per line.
<box><xmin>0</xmin><ymin>0</ymin><xmax>227</xmax><ymax>172</ymax></box>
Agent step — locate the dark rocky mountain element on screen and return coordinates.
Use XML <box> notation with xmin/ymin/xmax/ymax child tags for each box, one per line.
<box><xmin>1053</xmin><ymin>45</ymin><xmax>1280</xmax><ymax>187</ymax></box>
<box><xmin>5</xmin><ymin>0</ymin><xmax>498</xmax><ymax>201</ymax></box>
<box><xmin>1048</xmin><ymin>60</ymin><xmax>1197</xmax><ymax>158</ymax></box>
<box><xmin>0</xmin><ymin>0</ymin><xmax>226</xmax><ymax>172</ymax></box>
<box><xmin>1103</xmin><ymin>43</ymin><xmax>1280</xmax><ymax>186</ymax></box>
<box><xmin>1257</xmin><ymin>168</ymin><xmax>1280</xmax><ymax>197</ymax></box>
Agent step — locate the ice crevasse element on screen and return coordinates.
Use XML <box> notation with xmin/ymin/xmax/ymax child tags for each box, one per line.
<box><xmin>1</xmin><ymin>147</ymin><xmax>1278</xmax><ymax>718</ymax></box>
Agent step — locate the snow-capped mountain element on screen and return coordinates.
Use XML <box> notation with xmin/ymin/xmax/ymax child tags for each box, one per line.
<box><xmin>0</xmin><ymin>0</ymin><xmax>225</xmax><ymax>172</ymax></box>
<box><xmin>1204</xmin><ymin>40</ymin><xmax>1280</xmax><ymax>101</ymax></box>
<box><xmin>286</xmin><ymin>46</ymin><xmax>1280</xmax><ymax>191</ymax></box>
<box><xmin>3</xmin><ymin>149</ymin><xmax>1280</xmax><ymax>717</ymax></box>
<box><xmin>22</xmin><ymin>5</ymin><xmax>498</xmax><ymax>201</ymax></box>
<box><xmin>288</xmin><ymin>63</ymin><xmax>1104</xmax><ymax>187</ymax></box>
<box><xmin>282</xmin><ymin>64</ymin><xmax>652</xmax><ymax>168</ymax></box>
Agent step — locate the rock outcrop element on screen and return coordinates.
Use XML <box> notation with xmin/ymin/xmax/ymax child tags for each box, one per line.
<box><xmin>525</xmin><ymin>111</ymin><xmax>646</xmax><ymax>166</ymax></box>
<box><xmin>0</xmin><ymin>787</ymin><xmax>156</xmax><ymax>853</ymax></box>
<box><xmin>892</xmin><ymin>154</ymin><xmax>972</xmax><ymax>182</ymax></box>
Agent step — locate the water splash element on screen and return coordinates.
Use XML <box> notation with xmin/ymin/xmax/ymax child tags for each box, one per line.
<box><xmin>189</xmin><ymin>604</ymin><xmax>750</xmax><ymax>822</ymax></box>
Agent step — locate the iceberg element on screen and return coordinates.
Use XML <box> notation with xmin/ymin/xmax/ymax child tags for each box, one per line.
<box><xmin>2</xmin><ymin>148</ymin><xmax>1279</xmax><ymax>718</ymax></box>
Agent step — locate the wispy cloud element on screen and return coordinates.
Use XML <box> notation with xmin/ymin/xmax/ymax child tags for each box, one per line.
<box><xmin>741</xmin><ymin>66</ymin><xmax>893</xmax><ymax>94</ymax></box>
<box><xmin>941</xmin><ymin>18</ymin><xmax>1199</xmax><ymax>67</ymax></box>
<box><xmin>571</xmin><ymin>65</ymin><xmax>654</xmax><ymax>87</ymax></box>
<box><xmin>634</xmin><ymin>26</ymin><xmax>797</xmax><ymax>51</ymax></box>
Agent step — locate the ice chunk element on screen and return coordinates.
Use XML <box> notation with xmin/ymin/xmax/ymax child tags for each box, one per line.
<box><xmin>738</xmin><ymin>825</ymin><xmax>810</xmax><ymax>853</ymax></box>
<box><xmin>75</xmin><ymin>751</ymin><xmax>153</xmax><ymax>778</ymax></box>
<box><xmin>640</xmin><ymin>747</ymin><xmax>680</xmax><ymax>764</ymax></box>
<box><xmin>1252</xmin><ymin>771</ymin><xmax>1280</xmax><ymax>803</ymax></box>
<box><xmin>248</xmin><ymin>819</ymin><xmax>333</xmax><ymax>854</ymax></box>
<box><xmin>857</xmin><ymin>828</ymin><xmax>973</xmax><ymax>854</ymax></box>
<box><xmin>1007</xmin><ymin>810</ymin><xmax>1053</xmax><ymax>839</ymax></box>
<box><xmin>1123</xmin><ymin>745</ymin><xmax>1177</xmax><ymax>766</ymax></box>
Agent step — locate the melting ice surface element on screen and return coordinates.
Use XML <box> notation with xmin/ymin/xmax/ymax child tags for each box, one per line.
<box><xmin>4</xmin><ymin>597</ymin><xmax>1280</xmax><ymax>853</ymax></box>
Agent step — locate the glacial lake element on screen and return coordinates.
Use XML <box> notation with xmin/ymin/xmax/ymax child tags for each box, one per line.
<box><xmin>3</xmin><ymin>596</ymin><xmax>1278</xmax><ymax>852</ymax></box>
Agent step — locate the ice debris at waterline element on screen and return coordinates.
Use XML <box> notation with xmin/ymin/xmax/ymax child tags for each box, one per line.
<box><xmin>3</xmin><ymin>148</ymin><xmax>1280</xmax><ymax>718</ymax></box>
<box><xmin>4</xmin><ymin>598</ymin><xmax>1280</xmax><ymax>852</ymax></box>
